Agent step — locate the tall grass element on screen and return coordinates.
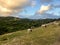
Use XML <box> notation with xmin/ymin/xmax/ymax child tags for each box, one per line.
<box><xmin>0</xmin><ymin>23</ymin><xmax>60</xmax><ymax>45</ymax></box>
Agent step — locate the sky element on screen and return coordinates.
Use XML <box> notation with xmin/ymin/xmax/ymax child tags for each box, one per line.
<box><xmin>0</xmin><ymin>0</ymin><xmax>60</xmax><ymax>19</ymax></box>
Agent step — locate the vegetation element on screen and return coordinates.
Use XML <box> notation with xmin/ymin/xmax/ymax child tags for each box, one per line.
<box><xmin>0</xmin><ymin>17</ymin><xmax>60</xmax><ymax>35</ymax></box>
<box><xmin>0</xmin><ymin>21</ymin><xmax>60</xmax><ymax>45</ymax></box>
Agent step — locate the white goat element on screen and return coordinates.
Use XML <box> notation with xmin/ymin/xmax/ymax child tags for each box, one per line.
<box><xmin>27</xmin><ymin>28</ymin><xmax>32</xmax><ymax>33</ymax></box>
<box><xmin>41</xmin><ymin>24</ymin><xmax>47</xmax><ymax>27</ymax></box>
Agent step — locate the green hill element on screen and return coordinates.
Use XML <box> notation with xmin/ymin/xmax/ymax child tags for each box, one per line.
<box><xmin>0</xmin><ymin>17</ymin><xmax>59</xmax><ymax>35</ymax></box>
<box><xmin>0</xmin><ymin>21</ymin><xmax>60</xmax><ymax>45</ymax></box>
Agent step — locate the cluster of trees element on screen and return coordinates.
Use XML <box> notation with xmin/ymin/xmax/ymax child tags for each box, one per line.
<box><xmin>0</xmin><ymin>17</ymin><xmax>60</xmax><ymax>35</ymax></box>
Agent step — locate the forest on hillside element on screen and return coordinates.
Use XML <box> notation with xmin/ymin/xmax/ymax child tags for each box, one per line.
<box><xmin>0</xmin><ymin>17</ymin><xmax>60</xmax><ymax>35</ymax></box>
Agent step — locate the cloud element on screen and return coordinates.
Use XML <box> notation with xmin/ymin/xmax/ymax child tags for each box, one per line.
<box><xmin>28</xmin><ymin>13</ymin><xmax>60</xmax><ymax>19</ymax></box>
<box><xmin>40</xmin><ymin>0</ymin><xmax>52</xmax><ymax>3</ymax></box>
<box><xmin>35</xmin><ymin>5</ymin><xmax>51</xmax><ymax>15</ymax></box>
<box><xmin>53</xmin><ymin>4</ymin><xmax>60</xmax><ymax>8</ymax></box>
<box><xmin>31</xmin><ymin>0</ymin><xmax>36</xmax><ymax>7</ymax></box>
<box><xmin>42</xmin><ymin>13</ymin><xmax>60</xmax><ymax>18</ymax></box>
<box><xmin>0</xmin><ymin>0</ymin><xmax>30</xmax><ymax>16</ymax></box>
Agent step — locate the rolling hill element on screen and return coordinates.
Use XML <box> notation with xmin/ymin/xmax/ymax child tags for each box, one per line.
<box><xmin>0</xmin><ymin>21</ymin><xmax>60</xmax><ymax>45</ymax></box>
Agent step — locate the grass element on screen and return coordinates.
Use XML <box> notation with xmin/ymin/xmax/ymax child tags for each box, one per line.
<box><xmin>0</xmin><ymin>21</ymin><xmax>60</xmax><ymax>45</ymax></box>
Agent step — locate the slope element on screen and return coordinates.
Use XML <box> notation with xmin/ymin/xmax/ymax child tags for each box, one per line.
<box><xmin>0</xmin><ymin>21</ymin><xmax>60</xmax><ymax>45</ymax></box>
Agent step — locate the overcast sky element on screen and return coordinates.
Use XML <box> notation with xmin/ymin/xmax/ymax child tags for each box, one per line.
<box><xmin>0</xmin><ymin>0</ymin><xmax>60</xmax><ymax>19</ymax></box>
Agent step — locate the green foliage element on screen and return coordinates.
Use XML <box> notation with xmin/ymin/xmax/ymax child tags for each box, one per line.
<box><xmin>0</xmin><ymin>17</ymin><xmax>60</xmax><ymax>35</ymax></box>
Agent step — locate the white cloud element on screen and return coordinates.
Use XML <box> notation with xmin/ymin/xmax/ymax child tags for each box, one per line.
<box><xmin>0</xmin><ymin>0</ymin><xmax>30</xmax><ymax>16</ymax></box>
<box><xmin>35</xmin><ymin>5</ymin><xmax>51</xmax><ymax>15</ymax></box>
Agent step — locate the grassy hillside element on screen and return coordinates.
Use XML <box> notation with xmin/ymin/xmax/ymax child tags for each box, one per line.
<box><xmin>0</xmin><ymin>21</ymin><xmax>60</xmax><ymax>45</ymax></box>
<box><xmin>0</xmin><ymin>17</ymin><xmax>59</xmax><ymax>35</ymax></box>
